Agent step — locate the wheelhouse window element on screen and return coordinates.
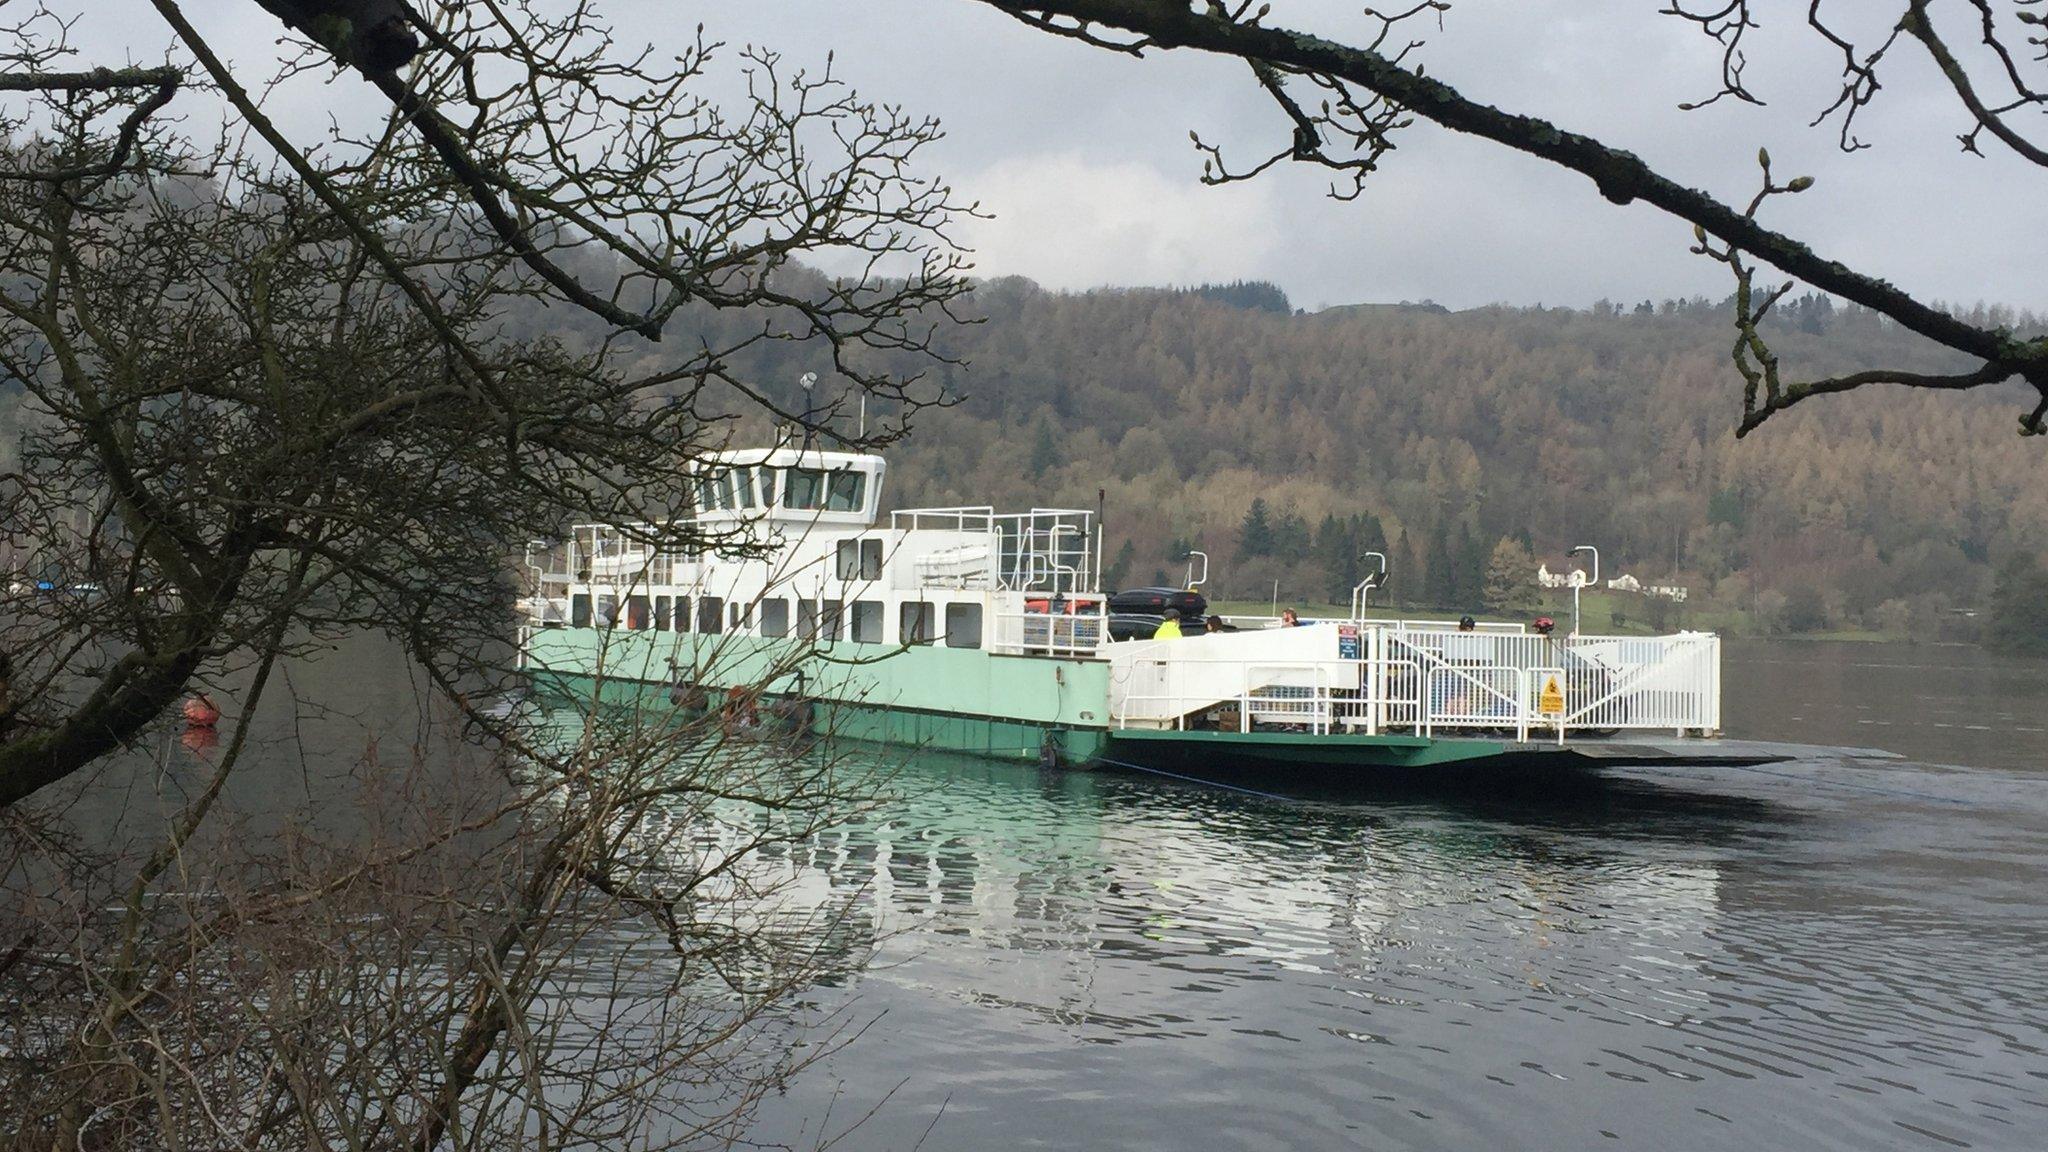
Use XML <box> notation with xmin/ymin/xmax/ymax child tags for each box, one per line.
<box><xmin>785</xmin><ymin>468</ymin><xmax>826</xmax><ymax>510</ymax></box>
<box><xmin>760</xmin><ymin>599</ymin><xmax>790</xmax><ymax>638</ymax></box>
<box><xmin>697</xmin><ymin>596</ymin><xmax>723</xmax><ymax>635</ymax></box>
<box><xmin>826</xmin><ymin>470</ymin><xmax>866</xmax><ymax>513</ymax></box>
<box><xmin>732</xmin><ymin>467</ymin><xmax>757</xmax><ymax>510</ymax></box>
<box><xmin>900</xmin><ymin>601</ymin><xmax>935</xmax><ymax>645</ymax></box>
<box><xmin>758</xmin><ymin>468</ymin><xmax>779</xmax><ymax>506</ymax></box>
<box><xmin>851</xmin><ymin>600</ymin><xmax>884</xmax><ymax>644</ymax></box>
<box><xmin>945</xmin><ymin>603</ymin><xmax>983</xmax><ymax>649</ymax></box>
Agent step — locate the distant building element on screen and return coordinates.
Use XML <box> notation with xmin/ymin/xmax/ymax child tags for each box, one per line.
<box><xmin>1538</xmin><ymin>564</ymin><xmax>1685</xmax><ymax>601</ymax></box>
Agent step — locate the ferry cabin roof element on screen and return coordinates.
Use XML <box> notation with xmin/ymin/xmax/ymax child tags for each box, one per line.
<box><xmin>543</xmin><ymin>448</ymin><xmax>1104</xmax><ymax>654</ymax></box>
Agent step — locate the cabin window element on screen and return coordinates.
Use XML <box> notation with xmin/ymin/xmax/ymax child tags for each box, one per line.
<box><xmin>571</xmin><ymin>593</ymin><xmax>592</xmax><ymax>629</ymax></box>
<box><xmin>836</xmin><ymin>539</ymin><xmax>859</xmax><ymax>581</ymax></box>
<box><xmin>900</xmin><ymin>601</ymin><xmax>936</xmax><ymax>645</ymax></box>
<box><xmin>796</xmin><ymin>598</ymin><xmax>818</xmax><ymax>640</ymax></box>
<box><xmin>595</xmin><ymin>594</ymin><xmax>619</xmax><ymax>628</ymax></box>
<box><xmin>697</xmin><ymin>597</ymin><xmax>723</xmax><ymax>635</ymax></box>
<box><xmin>625</xmin><ymin>594</ymin><xmax>650</xmax><ymax>630</ymax></box>
<box><xmin>851</xmin><ymin>600</ymin><xmax>884</xmax><ymax>644</ymax></box>
<box><xmin>785</xmin><ymin>468</ymin><xmax>825</xmax><ymax>510</ymax></box>
<box><xmin>728</xmin><ymin>601</ymin><xmax>751</xmax><ymax>632</ymax></box>
<box><xmin>732</xmin><ymin>467</ymin><xmax>757</xmax><ymax>510</ymax></box>
<box><xmin>859</xmin><ymin>538</ymin><xmax>883</xmax><ymax>580</ymax></box>
<box><xmin>653</xmin><ymin>595</ymin><xmax>671</xmax><ymax>632</ymax></box>
<box><xmin>945</xmin><ymin>603</ymin><xmax>983</xmax><ymax>649</ymax></box>
<box><xmin>673</xmin><ymin>596</ymin><xmax>691</xmax><ymax>633</ymax></box>
<box><xmin>820</xmin><ymin>599</ymin><xmax>844</xmax><ymax>642</ymax></box>
<box><xmin>825</xmin><ymin>470</ymin><xmax>866</xmax><ymax>513</ymax></box>
<box><xmin>760</xmin><ymin>599</ymin><xmax>790</xmax><ymax>638</ymax></box>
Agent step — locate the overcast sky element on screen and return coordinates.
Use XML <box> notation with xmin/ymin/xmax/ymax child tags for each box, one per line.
<box><xmin>69</xmin><ymin>1</ymin><xmax>2047</xmax><ymax>312</ymax></box>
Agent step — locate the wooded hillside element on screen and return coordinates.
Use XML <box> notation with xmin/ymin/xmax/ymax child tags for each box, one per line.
<box><xmin>865</xmin><ymin>279</ymin><xmax>2047</xmax><ymax>633</ymax></box>
<box><xmin>9</xmin><ymin>272</ymin><xmax>2044</xmax><ymax>633</ymax></box>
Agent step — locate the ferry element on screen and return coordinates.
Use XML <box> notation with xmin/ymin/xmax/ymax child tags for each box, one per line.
<box><xmin>518</xmin><ymin>444</ymin><xmax>1776</xmax><ymax>779</ymax></box>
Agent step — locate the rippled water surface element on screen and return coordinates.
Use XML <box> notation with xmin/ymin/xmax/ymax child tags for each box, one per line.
<box><xmin>737</xmin><ymin>640</ymin><xmax>2048</xmax><ymax>1151</ymax></box>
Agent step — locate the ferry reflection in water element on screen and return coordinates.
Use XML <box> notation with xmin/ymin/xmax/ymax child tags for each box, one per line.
<box><xmin>724</xmin><ymin>746</ymin><xmax>2047</xmax><ymax>1152</ymax></box>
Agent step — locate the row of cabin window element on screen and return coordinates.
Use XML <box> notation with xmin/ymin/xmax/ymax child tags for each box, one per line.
<box><xmin>697</xmin><ymin>466</ymin><xmax>866</xmax><ymax>514</ymax></box>
<box><xmin>571</xmin><ymin>593</ymin><xmax>980</xmax><ymax>648</ymax></box>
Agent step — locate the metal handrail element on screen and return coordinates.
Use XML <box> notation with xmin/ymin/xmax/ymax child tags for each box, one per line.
<box><xmin>1108</xmin><ymin>629</ymin><xmax>1720</xmax><ymax>740</ymax></box>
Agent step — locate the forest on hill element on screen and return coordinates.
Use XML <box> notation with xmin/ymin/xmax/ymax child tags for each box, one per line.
<box><xmin>8</xmin><ymin>267</ymin><xmax>2047</xmax><ymax>639</ymax></box>
<box><xmin>883</xmin><ymin>278</ymin><xmax>2048</xmax><ymax>638</ymax></box>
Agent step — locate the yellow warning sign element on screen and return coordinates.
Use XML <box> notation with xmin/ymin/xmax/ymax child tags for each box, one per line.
<box><xmin>1537</xmin><ymin>675</ymin><xmax>1565</xmax><ymax>718</ymax></box>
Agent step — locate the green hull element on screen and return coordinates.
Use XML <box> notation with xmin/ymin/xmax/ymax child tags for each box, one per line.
<box><xmin>522</xmin><ymin>626</ymin><xmax>1566</xmax><ymax>773</ymax></box>
<box><xmin>523</xmin><ymin>627</ymin><xmax>1113</xmax><ymax>764</ymax></box>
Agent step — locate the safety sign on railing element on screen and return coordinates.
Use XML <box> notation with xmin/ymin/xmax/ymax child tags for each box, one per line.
<box><xmin>1338</xmin><ymin>623</ymin><xmax>1360</xmax><ymax>660</ymax></box>
<box><xmin>1537</xmin><ymin>673</ymin><xmax>1565</xmax><ymax>718</ymax></box>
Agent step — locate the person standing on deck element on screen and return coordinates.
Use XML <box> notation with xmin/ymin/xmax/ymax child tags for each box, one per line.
<box><xmin>1152</xmin><ymin>608</ymin><xmax>1183</xmax><ymax>639</ymax></box>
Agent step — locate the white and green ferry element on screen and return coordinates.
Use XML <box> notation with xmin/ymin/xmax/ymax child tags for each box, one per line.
<box><xmin>518</xmin><ymin>445</ymin><xmax>1764</xmax><ymax>778</ymax></box>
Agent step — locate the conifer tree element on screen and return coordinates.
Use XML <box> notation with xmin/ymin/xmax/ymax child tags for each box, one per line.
<box><xmin>1985</xmin><ymin>554</ymin><xmax>2048</xmax><ymax>654</ymax></box>
<box><xmin>1392</xmin><ymin>530</ymin><xmax>1417</xmax><ymax>609</ymax></box>
<box><xmin>1314</xmin><ymin>513</ymin><xmax>1354</xmax><ymax>602</ymax></box>
<box><xmin>1425</xmin><ymin>533</ymin><xmax>1456</xmax><ymax>608</ymax></box>
<box><xmin>1029</xmin><ymin>417</ymin><xmax>1059</xmax><ymax>477</ymax></box>
<box><xmin>1273</xmin><ymin>505</ymin><xmax>1311</xmax><ymax>562</ymax></box>
<box><xmin>1238</xmin><ymin>497</ymin><xmax>1275</xmax><ymax>561</ymax></box>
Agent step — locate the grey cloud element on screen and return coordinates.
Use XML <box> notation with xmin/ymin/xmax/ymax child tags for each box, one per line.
<box><xmin>44</xmin><ymin>0</ymin><xmax>2046</xmax><ymax>311</ymax></box>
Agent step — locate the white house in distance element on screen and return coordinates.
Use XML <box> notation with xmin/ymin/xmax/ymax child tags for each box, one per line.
<box><xmin>1535</xmin><ymin>564</ymin><xmax>1687</xmax><ymax>602</ymax></box>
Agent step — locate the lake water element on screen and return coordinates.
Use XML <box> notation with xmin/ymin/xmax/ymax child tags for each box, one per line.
<box><xmin>731</xmin><ymin>639</ymin><xmax>2048</xmax><ymax>1151</ymax></box>
<box><xmin>100</xmin><ymin>637</ymin><xmax>2048</xmax><ymax>1150</ymax></box>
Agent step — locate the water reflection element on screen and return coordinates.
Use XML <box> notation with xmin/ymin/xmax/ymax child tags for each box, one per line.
<box><xmin>742</xmin><ymin>749</ymin><xmax>2046</xmax><ymax>1152</ymax></box>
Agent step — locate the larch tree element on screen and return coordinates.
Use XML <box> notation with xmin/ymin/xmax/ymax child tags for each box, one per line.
<box><xmin>1483</xmin><ymin>537</ymin><xmax>1537</xmax><ymax>614</ymax></box>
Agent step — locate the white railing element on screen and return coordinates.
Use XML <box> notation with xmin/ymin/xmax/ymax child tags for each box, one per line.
<box><xmin>1112</xmin><ymin>656</ymin><xmax>1423</xmax><ymax>736</ymax></box>
<box><xmin>893</xmin><ymin>506</ymin><xmax>1099</xmax><ymax>596</ymax></box>
<box><xmin>1107</xmin><ymin>628</ymin><xmax>1721</xmax><ymax>742</ymax></box>
<box><xmin>991</xmin><ymin>607</ymin><xmax>1106</xmax><ymax>656</ymax></box>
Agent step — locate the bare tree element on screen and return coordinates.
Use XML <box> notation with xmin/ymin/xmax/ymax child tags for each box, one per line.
<box><xmin>0</xmin><ymin>1</ymin><xmax>966</xmax><ymax>1146</ymax></box>
<box><xmin>971</xmin><ymin>0</ymin><xmax>2048</xmax><ymax>435</ymax></box>
<box><xmin>0</xmin><ymin>0</ymin><xmax>971</xmax><ymax>806</ymax></box>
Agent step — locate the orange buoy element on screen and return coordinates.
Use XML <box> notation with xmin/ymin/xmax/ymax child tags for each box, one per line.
<box><xmin>182</xmin><ymin>694</ymin><xmax>221</xmax><ymax>728</ymax></box>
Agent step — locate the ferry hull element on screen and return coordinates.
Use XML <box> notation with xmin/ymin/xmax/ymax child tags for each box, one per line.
<box><xmin>522</xmin><ymin>628</ymin><xmax>1779</xmax><ymax>779</ymax></box>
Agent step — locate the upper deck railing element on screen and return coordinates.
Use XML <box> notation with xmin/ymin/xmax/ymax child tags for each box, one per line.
<box><xmin>891</xmin><ymin>505</ymin><xmax>1101</xmax><ymax>596</ymax></box>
